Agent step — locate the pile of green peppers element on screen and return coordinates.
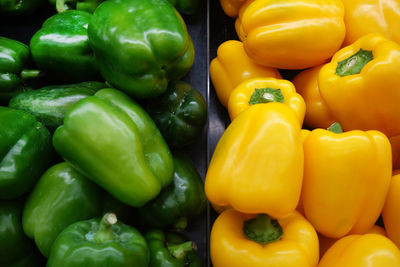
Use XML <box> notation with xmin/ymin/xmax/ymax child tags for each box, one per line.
<box><xmin>0</xmin><ymin>0</ymin><xmax>207</xmax><ymax>266</ymax></box>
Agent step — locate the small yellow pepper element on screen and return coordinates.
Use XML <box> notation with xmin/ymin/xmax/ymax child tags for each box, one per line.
<box><xmin>210</xmin><ymin>210</ymin><xmax>319</xmax><ymax>267</ymax></box>
<box><xmin>210</xmin><ymin>40</ymin><xmax>281</xmax><ymax>108</ymax></box>
<box><xmin>382</xmin><ymin>173</ymin><xmax>400</xmax><ymax>248</ymax></box>
<box><xmin>227</xmin><ymin>78</ymin><xmax>305</xmax><ymax>124</ymax></box>
<box><xmin>205</xmin><ymin>103</ymin><xmax>303</xmax><ymax>218</ymax></box>
<box><xmin>219</xmin><ymin>0</ymin><xmax>246</xmax><ymax>18</ymax></box>
<box><xmin>302</xmin><ymin>124</ymin><xmax>392</xmax><ymax>239</ymax></box>
<box><xmin>318</xmin><ymin>234</ymin><xmax>400</xmax><ymax>266</ymax></box>
<box><xmin>235</xmin><ymin>0</ymin><xmax>345</xmax><ymax>69</ymax></box>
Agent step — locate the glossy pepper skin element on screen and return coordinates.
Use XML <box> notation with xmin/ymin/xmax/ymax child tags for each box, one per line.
<box><xmin>319</xmin><ymin>34</ymin><xmax>400</xmax><ymax>138</ymax></box>
<box><xmin>0</xmin><ymin>107</ymin><xmax>52</xmax><ymax>199</ymax></box>
<box><xmin>30</xmin><ymin>10</ymin><xmax>99</xmax><ymax>82</ymax></box>
<box><xmin>47</xmin><ymin>213</ymin><xmax>149</xmax><ymax>267</ymax></box>
<box><xmin>382</xmin><ymin>173</ymin><xmax>400</xmax><ymax>248</ymax></box>
<box><xmin>53</xmin><ymin>88</ymin><xmax>174</xmax><ymax>207</ymax></box>
<box><xmin>139</xmin><ymin>153</ymin><xmax>207</xmax><ymax>230</ymax></box>
<box><xmin>342</xmin><ymin>0</ymin><xmax>400</xmax><ymax>46</ymax></box>
<box><xmin>0</xmin><ymin>0</ymin><xmax>44</xmax><ymax>15</ymax></box>
<box><xmin>211</xmin><ymin>210</ymin><xmax>319</xmax><ymax>267</ymax></box>
<box><xmin>318</xmin><ymin>234</ymin><xmax>400</xmax><ymax>266</ymax></box>
<box><xmin>88</xmin><ymin>0</ymin><xmax>194</xmax><ymax>99</ymax></box>
<box><xmin>228</xmin><ymin>77</ymin><xmax>305</xmax><ymax>124</ymax></box>
<box><xmin>219</xmin><ymin>0</ymin><xmax>246</xmax><ymax>17</ymax></box>
<box><xmin>210</xmin><ymin>40</ymin><xmax>281</xmax><ymax>108</ymax></box>
<box><xmin>22</xmin><ymin>162</ymin><xmax>102</xmax><ymax>257</ymax></box>
<box><xmin>146</xmin><ymin>81</ymin><xmax>207</xmax><ymax>148</ymax></box>
<box><xmin>301</xmin><ymin>127</ymin><xmax>392</xmax><ymax>239</ymax></box>
<box><xmin>235</xmin><ymin>0</ymin><xmax>345</xmax><ymax>69</ymax></box>
<box><xmin>146</xmin><ymin>230</ymin><xmax>202</xmax><ymax>267</ymax></box>
<box><xmin>205</xmin><ymin>103</ymin><xmax>303</xmax><ymax>218</ymax></box>
<box><xmin>9</xmin><ymin>81</ymin><xmax>106</xmax><ymax>130</ymax></box>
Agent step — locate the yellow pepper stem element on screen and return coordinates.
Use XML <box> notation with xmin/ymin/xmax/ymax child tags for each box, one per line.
<box><xmin>248</xmin><ymin>88</ymin><xmax>284</xmax><ymax>105</ymax></box>
<box><xmin>243</xmin><ymin>214</ymin><xmax>283</xmax><ymax>245</ymax></box>
<box><xmin>336</xmin><ymin>49</ymin><xmax>373</xmax><ymax>77</ymax></box>
<box><xmin>327</xmin><ymin>122</ymin><xmax>343</xmax><ymax>133</ymax></box>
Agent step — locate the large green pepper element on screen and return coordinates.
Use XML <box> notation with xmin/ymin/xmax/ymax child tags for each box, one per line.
<box><xmin>47</xmin><ymin>213</ymin><xmax>149</xmax><ymax>266</ymax></box>
<box><xmin>0</xmin><ymin>107</ymin><xmax>53</xmax><ymax>199</ymax></box>
<box><xmin>146</xmin><ymin>81</ymin><xmax>207</xmax><ymax>148</ymax></box>
<box><xmin>9</xmin><ymin>81</ymin><xmax>106</xmax><ymax>130</ymax></box>
<box><xmin>0</xmin><ymin>0</ymin><xmax>44</xmax><ymax>15</ymax></box>
<box><xmin>22</xmin><ymin>162</ymin><xmax>102</xmax><ymax>257</ymax></box>
<box><xmin>0</xmin><ymin>37</ymin><xmax>40</xmax><ymax>104</ymax></box>
<box><xmin>30</xmin><ymin>10</ymin><xmax>99</xmax><ymax>82</ymax></box>
<box><xmin>146</xmin><ymin>229</ymin><xmax>202</xmax><ymax>267</ymax></box>
<box><xmin>88</xmin><ymin>0</ymin><xmax>194</xmax><ymax>99</ymax></box>
<box><xmin>139</xmin><ymin>153</ymin><xmax>206</xmax><ymax>230</ymax></box>
<box><xmin>53</xmin><ymin>88</ymin><xmax>174</xmax><ymax>207</ymax></box>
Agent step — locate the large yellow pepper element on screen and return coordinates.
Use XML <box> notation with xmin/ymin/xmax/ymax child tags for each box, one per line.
<box><xmin>382</xmin><ymin>173</ymin><xmax>400</xmax><ymax>248</ymax></box>
<box><xmin>210</xmin><ymin>40</ymin><xmax>281</xmax><ymax>108</ymax></box>
<box><xmin>390</xmin><ymin>136</ymin><xmax>400</xmax><ymax>170</ymax></box>
<box><xmin>318</xmin><ymin>234</ymin><xmax>400</xmax><ymax>266</ymax></box>
<box><xmin>235</xmin><ymin>0</ymin><xmax>345</xmax><ymax>69</ymax></box>
<box><xmin>302</xmin><ymin>125</ymin><xmax>392</xmax><ymax>239</ymax></box>
<box><xmin>319</xmin><ymin>34</ymin><xmax>400</xmax><ymax>138</ymax></box>
<box><xmin>219</xmin><ymin>0</ymin><xmax>246</xmax><ymax>18</ymax></box>
<box><xmin>210</xmin><ymin>209</ymin><xmax>319</xmax><ymax>267</ymax></box>
<box><xmin>227</xmin><ymin>78</ymin><xmax>305</xmax><ymax>124</ymax></box>
<box><xmin>205</xmin><ymin>103</ymin><xmax>303</xmax><ymax>218</ymax></box>
<box><xmin>342</xmin><ymin>0</ymin><xmax>400</xmax><ymax>46</ymax></box>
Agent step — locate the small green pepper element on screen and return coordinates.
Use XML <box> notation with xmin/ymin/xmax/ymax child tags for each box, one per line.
<box><xmin>47</xmin><ymin>213</ymin><xmax>150</xmax><ymax>266</ymax></box>
<box><xmin>50</xmin><ymin>0</ymin><xmax>103</xmax><ymax>13</ymax></box>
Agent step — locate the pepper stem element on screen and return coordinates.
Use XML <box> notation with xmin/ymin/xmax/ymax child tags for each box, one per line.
<box><xmin>20</xmin><ymin>70</ymin><xmax>41</xmax><ymax>80</ymax></box>
<box><xmin>167</xmin><ymin>241</ymin><xmax>197</xmax><ymax>261</ymax></box>
<box><xmin>248</xmin><ymin>88</ymin><xmax>284</xmax><ymax>105</ymax></box>
<box><xmin>243</xmin><ymin>214</ymin><xmax>283</xmax><ymax>245</ymax></box>
<box><xmin>93</xmin><ymin>213</ymin><xmax>117</xmax><ymax>243</ymax></box>
<box><xmin>56</xmin><ymin>0</ymin><xmax>74</xmax><ymax>12</ymax></box>
<box><xmin>336</xmin><ymin>49</ymin><xmax>373</xmax><ymax>77</ymax></box>
<box><xmin>327</xmin><ymin>122</ymin><xmax>343</xmax><ymax>133</ymax></box>
<box><xmin>174</xmin><ymin>217</ymin><xmax>188</xmax><ymax>230</ymax></box>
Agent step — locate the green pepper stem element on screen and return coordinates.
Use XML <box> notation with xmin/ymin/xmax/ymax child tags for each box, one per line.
<box><xmin>336</xmin><ymin>49</ymin><xmax>373</xmax><ymax>77</ymax></box>
<box><xmin>243</xmin><ymin>214</ymin><xmax>283</xmax><ymax>245</ymax></box>
<box><xmin>248</xmin><ymin>88</ymin><xmax>284</xmax><ymax>105</ymax></box>
<box><xmin>56</xmin><ymin>0</ymin><xmax>74</xmax><ymax>12</ymax></box>
<box><xmin>167</xmin><ymin>241</ymin><xmax>197</xmax><ymax>261</ymax></box>
<box><xmin>327</xmin><ymin>122</ymin><xmax>343</xmax><ymax>133</ymax></box>
<box><xmin>20</xmin><ymin>70</ymin><xmax>41</xmax><ymax>80</ymax></box>
<box><xmin>174</xmin><ymin>217</ymin><xmax>188</xmax><ymax>230</ymax></box>
<box><xmin>93</xmin><ymin>213</ymin><xmax>117</xmax><ymax>243</ymax></box>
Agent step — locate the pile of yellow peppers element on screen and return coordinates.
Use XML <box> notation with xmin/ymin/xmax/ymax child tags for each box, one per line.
<box><xmin>207</xmin><ymin>0</ymin><xmax>400</xmax><ymax>266</ymax></box>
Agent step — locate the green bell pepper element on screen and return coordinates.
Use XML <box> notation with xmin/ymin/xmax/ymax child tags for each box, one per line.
<box><xmin>0</xmin><ymin>107</ymin><xmax>53</xmax><ymax>199</ymax></box>
<box><xmin>138</xmin><ymin>153</ymin><xmax>206</xmax><ymax>230</ymax></box>
<box><xmin>168</xmin><ymin>0</ymin><xmax>199</xmax><ymax>14</ymax></box>
<box><xmin>88</xmin><ymin>0</ymin><xmax>194</xmax><ymax>99</ymax></box>
<box><xmin>146</xmin><ymin>81</ymin><xmax>207</xmax><ymax>148</ymax></box>
<box><xmin>9</xmin><ymin>81</ymin><xmax>106</xmax><ymax>130</ymax></box>
<box><xmin>50</xmin><ymin>0</ymin><xmax>102</xmax><ymax>13</ymax></box>
<box><xmin>22</xmin><ymin>162</ymin><xmax>102</xmax><ymax>257</ymax></box>
<box><xmin>30</xmin><ymin>10</ymin><xmax>99</xmax><ymax>82</ymax></box>
<box><xmin>0</xmin><ymin>0</ymin><xmax>44</xmax><ymax>15</ymax></box>
<box><xmin>47</xmin><ymin>213</ymin><xmax>149</xmax><ymax>266</ymax></box>
<box><xmin>146</xmin><ymin>229</ymin><xmax>202</xmax><ymax>267</ymax></box>
<box><xmin>0</xmin><ymin>37</ymin><xmax>40</xmax><ymax>104</ymax></box>
<box><xmin>53</xmin><ymin>88</ymin><xmax>174</xmax><ymax>207</ymax></box>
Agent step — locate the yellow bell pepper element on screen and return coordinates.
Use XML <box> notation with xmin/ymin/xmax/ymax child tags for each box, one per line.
<box><xmin>292</xmin><ymin>66</ymin><xmax>335</xmax><ymax>129</ymax></box>
<box><xmin>235</xmin><ymin>0</ymin><xmax>345</xmax><ymax>69</ymax></box>
<box><xmin>390</xmin><ymin>136</ymin><xmax>400</xmax><ymax>170</ymax></box>
<box><xmin>210</xmin><ymin>209</ymin><xmax>319</xmax><ymax>267</ymax></box>
<box><xmin>382</xmin><ymin>173</ymin><xmax>400</xmax><ymax>248</ymax></box>
<box><xmin>219</xmin><ymin>0</ymin><xmax>246</xmax><ymax>18</ymax></box>
<box><xmin>342</xmin><ymin>0</ymin><xmax>400</xmax><ymax>46</ymax></box>
<box><xmin>210</xmin><ymin>40</ymin><xmax>281</xmax><ymax>108</ymax></box>
<box><xmin>205</xmin><ymin>103</ymin><xmax>303</xmax><ymax>218</ymax></box>
<box><xmin>302</xmin><ymin>125</ymin><xmax>392</xmax><ymax>239</ymax></box>
<box><xmin>318</xmin><ymin>234</ymin><xmax>400</xmax><ymax>266</ymax></box>
<box><xmin>319</xmin><ymin>34</ymin><xmax>400</xmax><ymax>138</ymax></box>
<box><xmin>227</xmin><ymin>78</ymin><xmax>305</xmax><ymax>124</ymax></box>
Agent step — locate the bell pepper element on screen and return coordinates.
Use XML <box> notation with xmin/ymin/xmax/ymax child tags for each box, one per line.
<box><xmin>146</xmin><ymin>81</ymin><xmax>207</xmax><ymax>148</ymax></box>
<box><xmin>390</xmin><ymin>136</ymin><xmax>400</xmax><ymax>170</ymax></box>
<box><xmin>227</xmin><ymin>77</ymin><xmax>305</xmax><ymax>124</ymax></box>
<box><xmin>318</xmin><ymin>34</ymin><xmax>400</xmax><ymax>138</ymax></box>
<box><xmin>342</xmin><ymin>0</ymin><xmax>400</xmax><ymax>46</ymax></box>
<box><xmin>0</xmin><ymin>0</ymin><xmax>44</xmax><ymax>15</ymax></box>
<box><xmin>301</xmin><ymin>123</ymin><xmax>392</xmax><ymax>239</ymax></box>
<box><xmin>50</xmin><ymin>0</ymin><xmax>102</xmax><ymax>13</ymax></box>
<box><xmin>210</xmin><ymin>210</ymin><xmax>319</xmax><ymax>267</ymax></box>
<box><xmin>138</xmin><ymin>153</ymin><xmax>207</xmax><ymax>230</ymax></box>
<box><xmin>210</xmin><ymin>40</ymin><xmax>281</xmax><ymax>108</ymax></box>
<box><xmin>47</xmin><ymin>213</ymin><xmax>149</xmax><ymax>266</ymax></box>
<box><xmin>146</xmin><ymin>230</ymin><xmax>201</xmax><ymax>267</ymax></box>
<box><xmin>235</xmin><ymin>0</ymin><xmax>345</xmax><ymax>69</ymax></box>
<box><xmin>318</xmin><ymin>234</ymin><xmax>400</xmax><ymax>266</ymax></box>
<box><xmin>53</xmin><ymin>88</ymin><xmax>174</xmax><ymax>207</ymax></box>
<box><xmin>292</xmin><ymin>65</ymin><xmax>335</xmax><ymax>129</ymax></box>
<box><xmin>205</xmin><ymin>103</ymin><xmax>303</xmax><ymax>218</ymax></box>
<box><xmin>382</xmin><ymin>173</ymin><xmax>400</xmax><ymax>248</ymax></box>
<box><xmin>0</xmin><ymin>107</ymin><xmax>53</xmax><ymax>199</ymax></box>
<box><xmin>30</xmin><ymin>10</ymin><xmax>99</xmax><ymax>82</ymax></box>
<box><xmin>22</xmin><ymin>162</ymin><xmax>102</xmax><ymax>257</ymax></box>
<box><xmin>9</xmin><ymin>81</ymin><xmax>106</xmax><ymax>130</ymax></box>
<box><xmin>88</xmin><ymin>0</ymin><xmax>194</xmax><ymax>99</ymax></box>
<box><xmin>0</xmin><ymin>37</ymin><xmax>40</xmax><ymax>104</ymax></box>
<box><xmin>219</xmin><ymin>0</ymin><xmax>246</xmax><ymax>18</ymax></box>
